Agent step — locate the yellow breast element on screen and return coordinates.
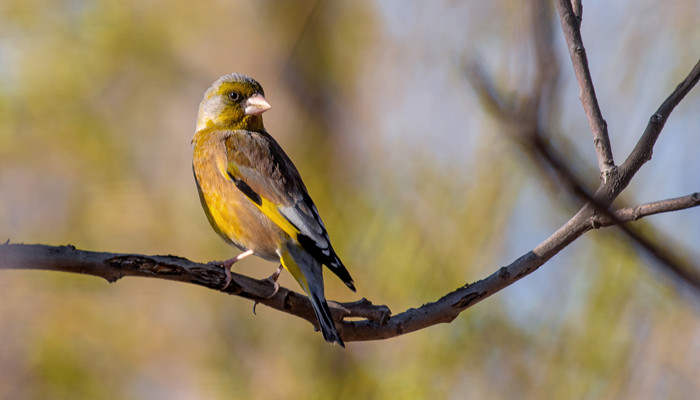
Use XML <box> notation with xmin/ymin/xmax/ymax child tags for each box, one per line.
<box><xmin>192</xmin><ymin>128</ymin><xmax>282</xmax><ymax>261</ymax></box>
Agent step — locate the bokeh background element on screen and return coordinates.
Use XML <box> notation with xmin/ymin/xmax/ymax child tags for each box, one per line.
<box><xmin>2</xmin><ymin>0</ymin><xmax>700</xmax><ymax>398</ymax></box>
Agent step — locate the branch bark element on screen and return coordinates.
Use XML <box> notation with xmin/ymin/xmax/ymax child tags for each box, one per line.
<box><xmin>616</xmin><ymin>59</ymin><xmax>700</xmax><ymax>190</ymax></box>
<box><xmin>556</xmin><ymin>0</ymin><xmax>615</xmax><ymax>175</ymax></box>
<box><xmin>3</xmin><ymin>179</ymin><xmax>699</xmax><ymax>344</ymax></box>
<box><xmin>0</xmin><ymin>243</ymin><xmax>392</xmax><ymax>333</ymax></box>
<box><xmin>597</xmin><ymin>193</ymin><xmax>700</xmax><ymax>226</ymax></box>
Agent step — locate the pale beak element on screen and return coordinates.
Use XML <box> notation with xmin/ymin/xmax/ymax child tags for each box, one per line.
<box><xmin>244</xmin><ymin>93</ymin><xmax>271</xmax><ymax>116</ymax></box>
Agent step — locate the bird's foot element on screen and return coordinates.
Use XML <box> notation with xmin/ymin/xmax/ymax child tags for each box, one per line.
<box><xmin>264</xmin><ymin>264</ymin><xmax>283</xmax><ymax>298</ymax></box>
<box><xmin>253</xmin><ymin>264</ymin><xmax>284</xmax><ymax>314</ymax></box>
<box><xmin>210</xmin><ymin>249</ymin><xmax>255</xmax><ymax>290</ymax></box>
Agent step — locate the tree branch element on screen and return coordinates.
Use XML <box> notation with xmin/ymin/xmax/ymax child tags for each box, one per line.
<box><xmin>555</xmin><ymin>0</ymin><xmax>615</xmax><ymax>175</ymax></box>
<box><xmin>595</xmin><ymin>193</ymin><xmax>700</xmax><ymax>226</ymax></box>
<box><xmin>468</xmin><ymin>3</ymin><xmax>700</xmax><ymax>296</ymax></box>
<box><xmin>0</xmin><ymin>243</ymin><xmax>391</xmax><ymax>333</ymax></box>
<box><xmin>4</xmin><ymin>181</ymin><xmax>700</xmax><ymax>344</ymax></box>
<box><xmin>543</xmin><ymin>24</ymin><xmax>700</xmax><ymax>292</ymax></box>
<box><xmin>0</xmin><ymin>241</ymin><xmax>621</xmax><ymax>341</ymax></box>
<box><xmin>571</xmin><ymin>0</ymin><xmax>582</xmax><ymax>21</ymax></box>
<box><xmin>469</xmin><ymin>58</ymin><xmax>700</xmax><ymax>294</ymax></box>
<box><xmin>615</xmin><ymin>58</ymin><xmax>700</xmax><ymax>191</ymax></box>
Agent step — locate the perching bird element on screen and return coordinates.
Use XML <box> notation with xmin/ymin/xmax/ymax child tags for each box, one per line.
<box><xmin>192</xmin><ymin>73</ymin><xmax>355</xmax><ymax>347</ymax></box>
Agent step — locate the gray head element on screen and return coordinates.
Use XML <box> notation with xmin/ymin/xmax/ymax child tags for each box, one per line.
<box><xmin>195</xmin><ymin>73</ymin><xmax>270</xmax><ymax>132</ymax></box>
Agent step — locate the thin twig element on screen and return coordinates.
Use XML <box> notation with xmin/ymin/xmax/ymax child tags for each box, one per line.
<box><xmin>468</xmin><ymin>4</ymin><xmax>700</xmax><ymax>296</ymax></box>
<box><xmin>615</xmin><ymin>58</ymin><xmax>700</xmax><ymax>191</ymax></box>
<box><xmin>531</xmin><ymin>135</ymin><xmax>700</xmax><ymax>291</ymax></box>
<box><xmin>555</xmin><ymin>0</ymin><xmax>615</xmax><ymax>175</ymax></box>
<box><xmin>596</xmin><ymin>193</ymin><xmax>700</xmax><ymax>226</ymax></box>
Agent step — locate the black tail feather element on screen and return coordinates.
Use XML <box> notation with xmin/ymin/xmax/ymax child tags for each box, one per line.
<box><xmin>309</xmin><ymin>292</ymin><xmax>344</xmax><ymax>347</ymax></box>
<box><xmin>297</xmin><ymin>234</ymin><xmax>355</xmax><ymax>292</ymax></box>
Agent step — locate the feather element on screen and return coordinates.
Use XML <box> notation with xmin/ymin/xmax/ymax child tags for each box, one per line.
<box><xmin>224</xmin><ymin>130</ymin><xmax>355</xmax><ymax>291</ymax></box>
<box><xmin>280</xmin><ymin>243</ymin><xmax>344</xmax><ymax>347</ymax></box>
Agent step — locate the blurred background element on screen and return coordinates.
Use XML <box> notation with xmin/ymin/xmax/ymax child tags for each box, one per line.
<box><xmin>1</xmin><ymin>0</ymin><xmax>700</xmax><ymax>398</ymax></box>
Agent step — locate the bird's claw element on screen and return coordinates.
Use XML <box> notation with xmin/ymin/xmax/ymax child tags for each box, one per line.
<box><xmin>264</xmin><ymin>264</ymin><xmax>283</xmax><ymax>298</ymax></box>
<box><xmin>253</xmin><ymin>264</ymin><xmax>284</xmax><ymax>314</ymax></box>
<box><xmin>222</xmin><ymin>265</ymin><xmax>233</xmax><ymax>290</ymax></box>
<box><xmin>209</xmin><ymin>250</ymin><xmax>255</xmax><ymax>291</ymax></box>
<box><xmin>207</xmin><ymin>260</ymin><xmax>234</xmax><ymax>290</ymax></box>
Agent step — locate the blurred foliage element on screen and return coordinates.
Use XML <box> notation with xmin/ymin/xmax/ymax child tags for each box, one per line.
<box><xmin>1</xmin><ymin>0</ymin><xmax>700</xmax><ymax>399</ymax></box>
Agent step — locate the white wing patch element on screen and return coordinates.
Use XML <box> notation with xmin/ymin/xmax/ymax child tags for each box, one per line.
<box><xmin>277</xmin><ymin>187</ymin><xmax>353</xmax><ymax>291</ymax></box>
<box><xmin>279</xmin><ymin>202</ymin><xmax>330</xmax><ymax>251</ymax></box>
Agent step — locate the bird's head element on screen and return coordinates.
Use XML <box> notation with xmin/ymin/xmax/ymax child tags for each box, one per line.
<box><xmin>196</xmin><ymin>73</ymin><xmax>271</xmax><ymax>132</ymax></box>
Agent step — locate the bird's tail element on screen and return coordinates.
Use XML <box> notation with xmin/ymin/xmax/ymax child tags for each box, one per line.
<box><xmin>279</xmin><ymin>242</ymin><xmax>344</xmax><ymax>347</ymax></box>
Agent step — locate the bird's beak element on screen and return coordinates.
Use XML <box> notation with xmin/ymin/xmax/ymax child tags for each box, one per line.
<box><xmin>244</xmin><ymin>93</ymin><xmax>271</xmax><ymax>116</ymax></box>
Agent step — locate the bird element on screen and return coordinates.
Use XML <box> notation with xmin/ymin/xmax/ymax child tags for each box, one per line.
<box><xmin>191</xmin><ymin>73</ymin><xmax>355</xmax><ymax>347</ymax></box>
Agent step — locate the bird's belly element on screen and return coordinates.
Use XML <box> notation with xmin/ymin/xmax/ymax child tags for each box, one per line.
<box><xmin>195</xmin><ymin>169</ymin><xmax>282</xmax><ymax>262</ymax></box>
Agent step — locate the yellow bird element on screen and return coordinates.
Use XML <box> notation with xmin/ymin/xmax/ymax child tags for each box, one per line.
<box><xmin>192</xmin><ymin>73</ymin><xmax>355</xmax><ymax>347</ymax></box>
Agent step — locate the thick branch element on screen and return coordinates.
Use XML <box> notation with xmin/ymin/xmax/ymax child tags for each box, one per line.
<box><xmin>555</xmin><ymin>0</ymin><xmax>615</xmax><ymax>174</ymax></box>
<box><xmin>571</xmin><ymin>0</ymin><xmax>582</xmax><ymax>20</ymax></box>
<box><xmin>4</xmin><ymin>183</ymin><xmax>700</xmax><ymax>344</ymax></box>
<box><xmin>0</xmin><ymin>243</ymin><xmax>577</xmax><ymax>341</ymax></box>
<box><xmin>0</xmin><ymin>243</ymin><xmax>391</xmax><ymax>333</ymax></box>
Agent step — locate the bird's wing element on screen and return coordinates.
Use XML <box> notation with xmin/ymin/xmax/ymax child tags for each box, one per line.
<box><xmin>224</xmin><ymin>130</ymin><xmax>355</xmax><ymax>291</ymax></box>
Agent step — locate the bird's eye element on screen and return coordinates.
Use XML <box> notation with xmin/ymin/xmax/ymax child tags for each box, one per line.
<box><xmin>228</xmin><ymin>92</ymin><xmax>241</xmax><ymax>101</ymax></box>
